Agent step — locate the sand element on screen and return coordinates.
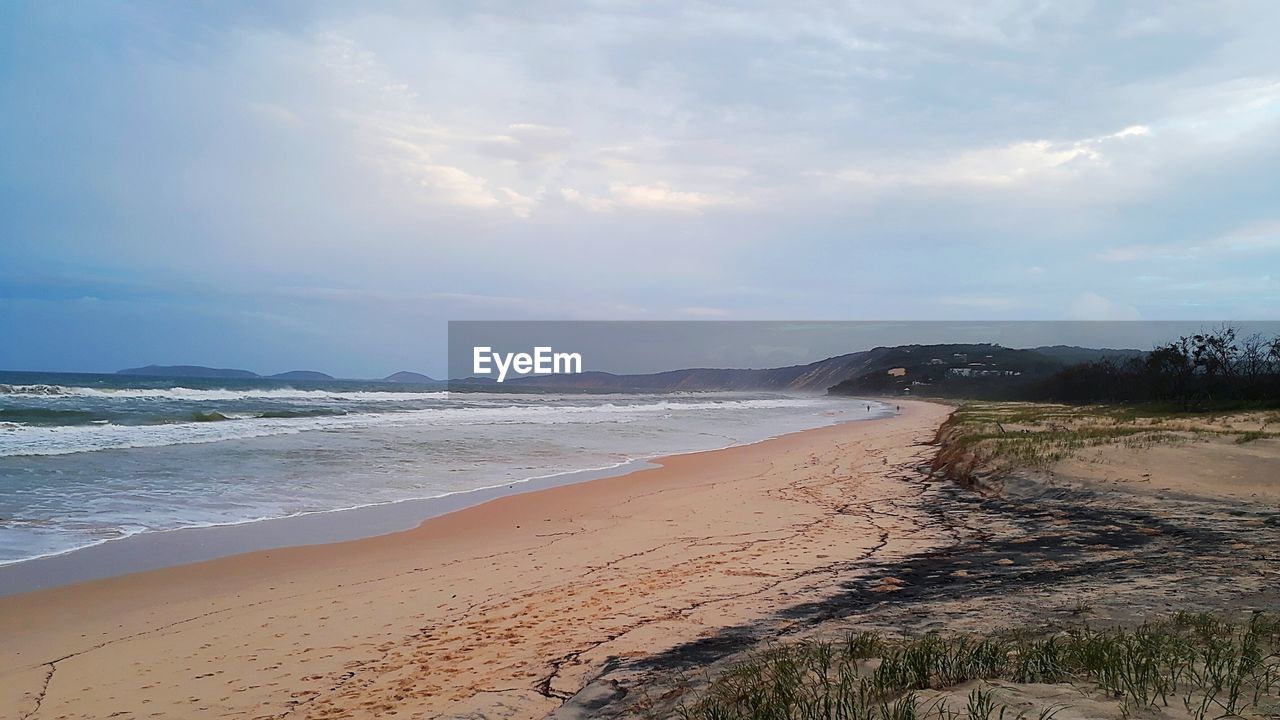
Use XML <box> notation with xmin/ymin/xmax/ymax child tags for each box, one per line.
<box><xmin>1057</xmin><ymin>435</ymin><xmax>1280</xmax><ymax>505</ymax></box>
<box><xmin>608</xmin><ymin>405</ymin><xmax>1280</xmax><ymax>720</ymax></box>
<box><xmin>0</xmin><ymin>400</ymin><xmax>953</xmax><ymax>720</ymax></box>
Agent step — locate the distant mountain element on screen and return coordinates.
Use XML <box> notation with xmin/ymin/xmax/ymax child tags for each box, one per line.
<box><xmin>826</xmin><ymin>344</ymin><xmax>1069</xmax><ymax>398</ymax></box>
<box><xmin>464</xmin><ymin>344</ymin><xmax>1001</xmax><ymax>393</ymax></box>
<box><xmin>456</xmin><ymin>343</ymin><xmax>1141</xmax><ymax>397</ymax></box>
<box><xmin>116</xmin><ymin>365</ymin><xmax>259</xmax><ymax>379</ymax></box>
<box><xmin>115</xmin><ymin>365</ymin><xmax>442</xmax><ymax>383</ymax></box>
<box><xmin>1031</xmin><ymin>345</ymin><xmax>1144</xmax><ymax>365</ymax></box>
<box><xmin>824</xmin><ymin>344</ymin><xmax>1155</xmax><ymax>399</ymax></box>
<box><xmin>114</xmin><ymin>344</ymin><xmax>1143</xmax><ymax>395</ymax></box>
<box><xmin>496</xmin><ymin>356</ymin><xmax>867</xmax><ymax>392</ymax></box>
<box><xmin>383</xmin><ymin>371</ymin><xmax>440</xmax><ymax>384</ymax></box>
<box><xmin>268</xmin><ymin>370</ymin><xmax>335</xmax><ymax>381</ymax></box>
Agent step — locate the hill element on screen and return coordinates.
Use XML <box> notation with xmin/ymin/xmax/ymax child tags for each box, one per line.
<box><xmin>383</xmin><ymin>371</ymin><xmax>440</xmax><ymax>384</ymax></box>
<box><xmin>459</xmin><ymin>343</ymin><xmax>1124</xmax><ymax>394</ymax></box>
<box><xmin>826</xmin><ymin>344</ymin><xmax>1070</xmax><ymax>398</ymax></box>
<box><xmin>482</xmin><ymin>352</ymin><xmax>875</xmax><ymax>392</ymax></box>
<box><xmin>116</xmin><ymin>365</ymin><xmax>259</xmax><ymax>379</ymax></box>
<box><xmin>463</xmin><ymin>343</ymin><xmax>1140</xmax><ymax>396</ymax></box>
<box><xmin>268</xmin><ymin>370</ymin><xmax>335</xmax><ymax>381</ymax></box>
<box><xmin>1032</xmin><ymin>345</ymin><xmax>1145</xmax><ymax>365</ymax></box>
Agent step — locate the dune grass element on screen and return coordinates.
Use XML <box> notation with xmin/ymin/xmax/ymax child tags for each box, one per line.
<box><xmin>674</xmin><ymin>614</ymin><xmax>1280</xmax><ymax>720</ymax></box>
<box><xmin>934</xmin><ymin>402</ymin><xmax>1277</xmax><ymax>476</ymax></box>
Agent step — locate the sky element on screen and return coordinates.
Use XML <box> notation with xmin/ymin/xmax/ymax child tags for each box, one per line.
<box><xmin>2</xmin><ymin>1</ymin><xmax>1279</xmax><ymax>378</ymax></box>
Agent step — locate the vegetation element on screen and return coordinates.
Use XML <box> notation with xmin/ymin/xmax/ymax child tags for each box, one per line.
<box><xmin>928</xmin><ymin>401</ymin><xmax>1276</xmax><ymax>486</ymax></box>
<box><xmin>1038</xmin><ymin>326</ymin><xmax>1280</xmax><ymax>410</ymax></box>
<box><xmin>827</xmin><ymin>345</ymin><xmax>1123</xmax><ymax>401</ymax></box>
<box><xmin>674</xmin><ymin>614</ymin><xmax>1280</xmax><ymax>720</ymax></box>
<box><xmin>829</xmin><ymin>326</ymin><xmax>1280</xmax><ymax>411</ymax></box>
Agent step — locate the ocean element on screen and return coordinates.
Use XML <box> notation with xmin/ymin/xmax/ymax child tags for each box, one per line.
<box><xmin>0</xmin><ymin>371</ymin><xmax>887</xmax><ymax>568</ymax></box>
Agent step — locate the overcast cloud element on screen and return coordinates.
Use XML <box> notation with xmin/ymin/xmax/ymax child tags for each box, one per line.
<box><xmin>2</xmin><ymin>2</ymin><xmax>1278</xmax><ymax>376</ymax></box>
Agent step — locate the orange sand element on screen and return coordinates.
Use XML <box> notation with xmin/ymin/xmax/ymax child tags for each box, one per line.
<box><xmin>1</xmin><ymin>400</ymin><xmax>951</xmax><ymax>720</ymax></box>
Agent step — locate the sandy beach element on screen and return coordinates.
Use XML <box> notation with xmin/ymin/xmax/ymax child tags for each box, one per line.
<box><xmin>9</xmin><ymin>3</ymin><xmax>1280</xmax><ymax>715</ymax></box>
<box><xmin>1</xmin><ymin>401</ymin><xmax>953</xmax><ymax>719</ymax></box>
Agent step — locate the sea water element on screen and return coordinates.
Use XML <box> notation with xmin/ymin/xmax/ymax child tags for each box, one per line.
<box><xmin>0</xmin><ymin>371</ymin><xmax>886</xmax><ymax>566</ymax></box>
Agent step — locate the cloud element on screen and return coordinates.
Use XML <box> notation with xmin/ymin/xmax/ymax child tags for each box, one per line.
<box><xmin>938</xmin><ymin>295</ymin><xmax>1020</xmax><ymax>310</ymax></box>
<box><xmin>5</xmin><ymin>2</ymin><xmax>1280</xmax><ymax>375</ymax></box>
<box><xmin>247</xmin><ymin>102</ymin><xmax>303</xmax><ymax>127</ymax></box>
<box><xmin>498</xmin><ymin>187</ymin><xmax>537</xmax><ymax>218</ymax></box>
<box><xmin>825</xmin><ymin>124</ymin><xmax>1152</xmax><ymax>189</ymax></box>
<box><xmin>413</xmin><ymin>164</ymin><xmax>502</xmax><ymax>209</ymax></box>
<box><xmin>479</xmin><ymin>123</ymin><xmax>573</xmax><ymax>165</ymax></box>
<box><xmin>561</xmin><ymin>182</ymin><xmax>737</xmax><ymax>213</ymax></box>
<box><xmin>1211</xmin><ymin>220</ymin><xmax>1280</xmax><ymax>253</ymax></box>
<box><xmin>558</xmin><ymin>187</ymin><xmax>611</xmax><ymax>212</ymax></box>
<box><xmin>1099</xmin><ymin>219</ymin><xmax>1280</xmax><ymax>263</ymax></box>
<box><xmin>381</xmin><ymin>138</ymin><xmax>501</xmax><ymax>209</ymax></box>
<box><xmin>607</xmin><ymin>182</ymin><xmax>737</xmax><ymax>212</ymax></box>
<box><xmin>1067</xmin><ymin>292</ymin><xmax>1142</xmax><ymax>321</ymax></box>
<box><xmin>679</xmin><ymin>306</ymin><xmax>730</xmax><ymax>317</ymax></box>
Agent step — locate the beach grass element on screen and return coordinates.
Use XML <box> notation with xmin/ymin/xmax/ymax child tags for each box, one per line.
<box><xmin>931</xmin><ymin>402</ymin><xmax>1277</xmax><ymax>482</ymax></box>
<box><xmin>673</xmin><ymin>614</ymin><xmax>1280</xmax><ymax>720</ymax></box>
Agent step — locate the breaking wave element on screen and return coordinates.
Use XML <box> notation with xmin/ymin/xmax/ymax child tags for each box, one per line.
<box><xmin>0</xmin><ymin>384</ymin><xmax>446</xmax><ymax>402</ymax></box>
<box><xmin>0</xmin><ymin>396</ymin><xmax>817</xmax><ymax>457</ymax></box>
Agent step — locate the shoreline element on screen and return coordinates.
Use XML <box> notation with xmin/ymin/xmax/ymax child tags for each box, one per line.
<box><xmin>0</xmin><ymin>399</ymin><xmax>894</xmax><ymax>596</ymax></box>
<box><xmin>1</xmin><ymin>399</ymin><xmax>948</xmax><ymax>720</ymax></box>
<box><xmin>0</xmin><ymin>457</ymin><xmax>659</xmax><ymax>596</ymax></box>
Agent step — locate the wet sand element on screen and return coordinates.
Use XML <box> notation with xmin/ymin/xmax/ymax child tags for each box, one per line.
<box><xmin>0</xmin><ymin>400</ymin><xmax>952</xmax><ymax>719</ymax></box>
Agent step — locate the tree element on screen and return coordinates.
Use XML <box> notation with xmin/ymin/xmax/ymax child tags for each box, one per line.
<box><xmin>1146</xmin><ymin>336</ymin><xmax>1197</xmax><ymax>409</ymax></box>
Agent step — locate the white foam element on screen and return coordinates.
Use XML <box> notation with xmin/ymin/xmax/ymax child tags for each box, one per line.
<box><xmin>0</xmin><ymin>395</ymin><xmax>890</xmax><ymax>567</ymax></box>
<box><xmin>0</xmin><ymin>396</ymin><xmax>822</xmax><ymax>457</ymax></box>
<box><xmin>0</xmin><ymin>384</ymin><xmax>64</xmax><ymax>395</ymax></box>
<box><xmin>0</xmin><ymin>384</ymin><xmax>447</xmax><ymax>402</ymax></box>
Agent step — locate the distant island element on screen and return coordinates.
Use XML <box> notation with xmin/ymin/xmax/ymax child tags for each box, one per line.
<box><xmin>269</xmin><ymin>370</ymin><xmax>336</xmax><ymax>381</ymax></box>
<box><xmin>114</xmin><ymin>365</ymin><xmax>439</xmax><ymax>383</ymax></box>
<box><xmin>116</xmin><ymin>365</ymin><xmax>260</xmax><ymax>379</ymax></box>
<box><xmin>383</xmin><ymin>371</ymin><xmax>439</xmax><ymax>383</ymax></box>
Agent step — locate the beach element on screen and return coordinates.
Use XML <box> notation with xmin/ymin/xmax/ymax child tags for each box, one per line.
<box><xmin>9</xmin><ymin>2</ymin><xmax>1280</xmax><ymax>715</ymax></box>
<box><xmin>1</xmin><ymin>400</ymin><xmax>952</xmax><ymax>719</ymax></box>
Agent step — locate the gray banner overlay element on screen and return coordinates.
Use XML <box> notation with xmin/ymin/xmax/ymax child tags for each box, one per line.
<box><xmin>446</xmin><ymin>320</ymin><xmax>1280</xmax><ymax>391</ymax></box>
